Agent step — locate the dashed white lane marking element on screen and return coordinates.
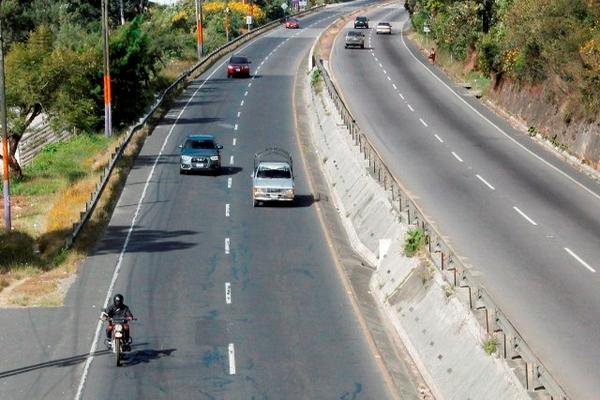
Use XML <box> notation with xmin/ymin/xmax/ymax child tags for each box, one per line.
<box><xmin>225</xmin><ymin>203</ymin><xmax>230</xmax><ymax>217</ymax></box>
<box><xmin>387</xmin><ymin>76</ymin><xmax>391</xmax><ymax>81</ymax></box>
<box><xmin>244</xmin><ymin>91</ymin><xmax>248</xmax><ymax>97</ymax></box>
<box><xmin>407</xmin><ymin>104</ymin><xmax>414</xmax><ymax>112</ymax></box>
<box><xmin>237</xmin><ymin>111</ymin><xmax>241</xmax><ymax>118</ymax></box>
<box><xmin>434</xmin><ymin>134</ymin><xmax>444</xmax><ymax>143</ymax></box>
<box><xmin>225</xmin><ymin>282</ymin><xmax>232</xmax><ymax>304</ymax></box>
<box><xmin>228</xmin><ymin>343</ymin><xmax>236</xmax><ymax>375</ymax></box>
<box><xmin>378</xmin><ymin>63</ymin><xmax>383</xmax><ymax>68</ymax></box>
<box><xmin>229</xmin><ymin>155</ymin><xmax>234</xmax><ymax>165</ymax></box>
<box><xmin>513</xmin><ymin>206</ymin><xmax>538</xmax><ymax>226</ymax></box>
<box><xmin>476</xmin><ymin>174</ymin><xmax>496</xmax><ymax>190</ymax></box>
<box><xmin>227</xmin><ymin>177</ymin><xmax>232</xmax><ymax>189</ymax></box>
<box><xmin>564</xmin><ymin>248</ymin><xmax>596</xmax><ymax>273</ymax></box>
<box><xmin>240</xmin><ymin>100</ymin><xmax>244</xmax><ymax>107</ymax></box>
<box><xmin>399</xmin><ymin>93</ymin><xmax>405</xmax><ymax>100</ymax></box>
<box><xmin>232</xmin><ymin>137</ymin><xmax>237</xmax><ymax>146</ymax></box>
<box><xmin>383</xmin><ymin>70</ymin><xmax>387</xmax><ymax>74</ymax></box>
<box><xmin>419</xmin><ymin>118</ymin><xmax>428</xmax><ymax>127</ymax></box>
<box><xmin>375</xmin><ymin>57</ymin><xmax>379</xmax><ymax>62</ymax></box>
<box><xmin>265</xmin><ymin>55</ymin><xmax>269</xmax><ymax>60</ymax></box>
<box><xmin>451</xmin><ymin>151</ymin><xmax>463</xmax><ymax>162</ymax></box>
<box><xmin>392</xmin><ymin>84</ymin><xmax>397</xmax><ymax>89</ymax></box>
<box><xmin>248</xmin><ymin>82</ymin><xmax>252</xmax><ymax>87</ymax></box>
<box><xmin>234</xmin><ymin>123</ymin><xmax>238</xmax><ymax>131</ymax></box>
<box><xmin>225</xmin><ymin>238</ymin><xmax>230</xmax><ymax>254</ymax></box>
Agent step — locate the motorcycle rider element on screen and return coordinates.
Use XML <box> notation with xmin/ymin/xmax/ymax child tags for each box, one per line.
<box><xmin>101</xmin><ymin>294</ymin><xmax>134</xmax><ymax>351</ymax></box>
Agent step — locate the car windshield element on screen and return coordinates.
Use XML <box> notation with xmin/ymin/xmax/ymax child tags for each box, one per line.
<box><xmin>356</xmin><ymin>17</ymin><xmax>367</xmax><ymax>21</ymax></box>
<box><xmin>184</xmin><ymin>139</ymin><xmax>214</xmax><ymax>149</ymax></box>
<box><xmin>256</xmin><ymin>166</ymin><xmax>291</xmax><ymax>179</ymax></box>
<box><xmin>348</xmin><ymin>31</ymin><xmax>361</xmax><ymax>36</ymax></box>
<box><xmin>378</xmin><ymin>22</ymin><xmax>390</xmax><ymax>26</ymax></box>
<box><xmin>230</xmin><ymin>56</ymin><xmax>248</xmax><ymax>64</ymax></box>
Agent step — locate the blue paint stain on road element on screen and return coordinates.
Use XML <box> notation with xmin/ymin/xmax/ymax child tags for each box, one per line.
<box><xmin>340</xmin><ymin>383</ymin><xmax>363</xmax><ymax>400</ymax></box>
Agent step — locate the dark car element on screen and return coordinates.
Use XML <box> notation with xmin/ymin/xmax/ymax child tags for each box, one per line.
<box><xmin>354</xmin><ymin>16</ymin><xmax>369</xmax><ymax>29</ymax></box>
<box><xmin>285</xmin><ymin>18</ymin><xmax>300</xmax><ymax>29</ymax></box>
<box><xmin>179</xmin><ymin>134</ymin><xmax>223</xmax><ymax>174</ymax></box>
<box><xmin>227</xmin><ymin>55</ymin><xmax>251</xmax><ymax>78</ymax></box>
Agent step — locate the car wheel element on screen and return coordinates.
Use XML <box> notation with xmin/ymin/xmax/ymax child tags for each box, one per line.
<box><xmin>253</xmin><ymin>199</ymin><xmax>258</xmax><ymax>207</ymax></box>
<box><xmin>361</xmin><ymin>44</ymin><xmax>364</xmax><ymax>49</ymax></box>
<box><xmin>345</xmin><ymin>45</ymin><xmax>348</xmax><ymax>48</ymax></box>
<box><xmin>179</xmin><ymin>169</ymin><xmax>185</xmax><ymax>175</ymax></box>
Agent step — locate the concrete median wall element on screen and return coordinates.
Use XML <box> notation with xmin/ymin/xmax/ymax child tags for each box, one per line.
<box><xmin>304</xmin><ymin>71</ymin><xmax>531</xmax><ymax>400</ymax></box>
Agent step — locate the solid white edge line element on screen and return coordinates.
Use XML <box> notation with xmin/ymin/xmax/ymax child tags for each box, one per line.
<box><xmin>227</xmin><ymin>177</ymin><xmax>232</xmax><ymax>189</ymax></box>
<box><xmin>476</xmin><ymin>174</ymin><xmax>496</xmax><ymax>190</ymax></box>
<box><xmin>225</xmin><ymin>282</ymin><xmax>232</xmax><ymax>304</ymax></box>
<box><xmin>75</xmin><ymin>52</ymin><xmax>230</xmax><ymax>400</ymax></box>
<box><xmin>225</xmin><ymin>237</ymin><xmax>230</xmax><ymax>254</ymax></box>
<box><xmin>451</xmin><ymin>151</ymin><xmax>463</xmax><ymax>162</ymax></box>
<box><xmin>400</xmin><ymin>18</ymin><xmax>600</xmax><ymax>203</ymax></box>
<box><xmin>434</xmin><ymin>134</ymin><xmax>444</xmax><ymax>143</ymax></box>
<box><xmin>228</xmin><ymin>343</ymin><xmax>236</xmax><ymax>375</ymax></box>
<box><xmin>564</xmin><ymin>248</ymin><xmax>596</xmax><ymax>273</ymax></box>
<box><xmin>513</xmin><ymin>206</ymin><xmax>538</xmax><ymax>226</ymax></box>
<box><xmin>225</xmin><ymin>203</ymin><xmax>230</xmax><ymax>217</ymax></box>
<box><xmin>419</xmin><ymin>118</ymin><xmax>428</xmax><ymax>127</ymax></box>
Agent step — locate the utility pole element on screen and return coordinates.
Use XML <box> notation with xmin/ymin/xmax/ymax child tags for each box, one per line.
<box><xmin>224</xmin><ymin>7</ymin><xmax>230</xmax><ymax>42</ymax></box>
<box><xmin>119</xmin><ymin>0</ymin><xmax>125</xmax><ymax>25</ymax></box>
<box><xmin>101</xmin><ymin>0</ymin><xmax>113</xmax><ymax>137</ymax></box>
<box><xmin>195</xmin><ymin>0</ymin><xmax>203</xmax><ymax>60</ymax></box>
<box><xmin>0</xmin><ymin>17</ymin><xmax>11</xmax><ymax>230</ymax></box>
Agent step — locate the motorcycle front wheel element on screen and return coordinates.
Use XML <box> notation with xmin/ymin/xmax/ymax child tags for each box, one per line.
<box><xmin>114</xmin><ymin>338</ymin><xmax>121</xmax><ymax>367</ymax></box>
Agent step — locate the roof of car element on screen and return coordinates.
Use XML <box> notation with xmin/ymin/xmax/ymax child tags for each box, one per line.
<box><xmin>356</xmin><ymin>16</ymin><xmax>367</xmax><ymax>19</ymax></box>
<box><xmin>186</xmin><ymin>134</ymin><xmax>214</xmax><ymax>140</ymax></box>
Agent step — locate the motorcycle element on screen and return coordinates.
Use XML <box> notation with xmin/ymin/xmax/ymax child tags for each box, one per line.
<box><xmin>102</xmin><ymin>315</ymin><xmax>136</xmax><ymax>366</ymax></box>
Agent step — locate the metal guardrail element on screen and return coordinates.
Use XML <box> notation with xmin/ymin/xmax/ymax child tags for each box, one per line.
<box><xmin>314</xmin><ymin>57</ymin><xmax>569</xmax><ymax>400</ymax></box>
<box><xmin>65</xmin><ymin>6</ymin><xmax>325</xmax><ymax>248</ymax></box>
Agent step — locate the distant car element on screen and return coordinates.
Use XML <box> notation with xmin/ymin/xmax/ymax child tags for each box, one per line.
<box><xmin>179</xmin><ymin>134</ymin><xmax>222</xmax><ymax>174</ymax></box>
<box><xmin>285</xmin><ymin>18</ymin><xmax>300</xmax><ymax>29</ymax></box>
<box><xmin>354</xmin><ymin>16</ymin><xmax>369</xmax><ymax>29</ymax></box>
<box><xmin>376</xmin><ymin>22</ymin><xmax>392</xmax><ymax>34</ymax></box>
<box><xmin>227</xmin><ymin>55</ymin><xmax>251</xmax><ymax>78</ymax></box>
<box><xmin>345</xmin><ymin>31</ymin><xmax>365</xmax><ymax>49</ymax></box>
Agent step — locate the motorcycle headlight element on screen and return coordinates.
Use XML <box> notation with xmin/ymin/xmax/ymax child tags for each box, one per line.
<box><xmin>210</xmin><ymin>155</ymin><xmax>220</xmax><ymax>161</ymax></box>
<box><xmin>114</xmin><ymin>324</ymin><xmax>123</xmax><ymax>332</ymax></box>
<box><xmin>181</xmin><ymin>155</ymin><xmax>192</xmax><ymax>163</ymax></box>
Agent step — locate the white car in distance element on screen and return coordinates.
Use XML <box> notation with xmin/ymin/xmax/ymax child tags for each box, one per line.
<box><xmin>376</xmin><ymin>22</ymin><xmax>392</xmax><ymax>35</ymax></box>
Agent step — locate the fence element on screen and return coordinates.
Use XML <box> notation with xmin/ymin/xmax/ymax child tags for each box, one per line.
<box><xmin>65</xmin><ymin>5</ymin><xmax>325</xmax><ymax>248</ymax></box>
<box><xmin>314</xmin><ymin>57</ymin><xmax>568</xmax><ymax>400</ymax></box>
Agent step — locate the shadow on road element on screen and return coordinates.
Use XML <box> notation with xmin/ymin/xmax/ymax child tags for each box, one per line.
<box><xmin>255</xmin><ymin>194</ymin><xmax>316</xmax><ymax>208</ymax></box>
<box><xmin>122</xmin><ymin>348</ymin><xmax>177</xmax><ymax>366</ymax></box>
<box><xmin>0</xmin><ymin>343</ymin><xmax>150</xmax><ymax>379</ymax></box>
<box><xmin>95</xmin><ymin>226</ymin><xmax>199</xmax><ymax>255</ymax></box>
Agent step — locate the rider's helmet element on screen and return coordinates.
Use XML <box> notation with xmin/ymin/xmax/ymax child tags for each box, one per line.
<box><xmin>113</xmin><ymin>294</ymin><xmax>124</xmax><ymax>307</ymax></box>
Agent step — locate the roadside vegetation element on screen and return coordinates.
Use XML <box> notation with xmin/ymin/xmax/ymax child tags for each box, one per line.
<box><xmin>404</xmin><ymin>227</ymin><xmax>425</xmax><ymax>257</ymax></box>
<box><xmin>0</xmin><ymin>0</ymin><xmax>295</xmax><ymax>305</ymax></box>
<box><xmin>406</xmin><ymin>0</ymin><xmax>600</xmax><ymax>123</ymax></box>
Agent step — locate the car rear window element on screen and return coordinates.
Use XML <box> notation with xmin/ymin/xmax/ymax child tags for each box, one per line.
<box><xmin>347</xmin><ymin>31</ymin><xmax>361</xmax><ymax>36</ymax></box>
<box><xmin>230</xmin><ymin>56</ymin><xmax>248</xmax><ymax>64</ymax></box>
<box><xmin>257</xmin><ymin>166</ymin><xmax>291</xmax><ymax>179</ymax></box>
<box><xmin>185</xmin><ymin>139</ymin><xmax>214</xmax><ymax>149</ymax></box>
<box><xmin>378</xmin><ymin>22</ymin><xmax>390</xmax><ymax>26</ymax></box>
<box><xmin>356</xmin><ymin>17</ymin><xmax>367</xmax><ymax>21</ymax></box>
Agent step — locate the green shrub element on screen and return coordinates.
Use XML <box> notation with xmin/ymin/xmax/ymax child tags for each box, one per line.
<box><xmin>404</xmin><ymin>228</ymin><xmax>425</xmax><ymax>257</ymax></box>
<box><xmin>0</xmin><ymin>231</ymin><xmax>39</xmax><ymax>270</ymax></box>
<box><xmin>483</xmin><ymin>338</ymin><xmax>498</xmax><ymax>355</ymax></box>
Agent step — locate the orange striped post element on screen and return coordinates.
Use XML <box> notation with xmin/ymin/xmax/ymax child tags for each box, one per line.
<box><xmin>101</xmin><ymin>0</ymin><xmax>112</xmax><ymax>137</ymax></box>
<box><xmin>0</xmin><ymin>17</ymin><xmax>11</xmax><ymax>230</ymax></box>
<box><xmin>195</xmin><ymin>0</ymin><xmax>204</xmax><ymax>59</ymax></box>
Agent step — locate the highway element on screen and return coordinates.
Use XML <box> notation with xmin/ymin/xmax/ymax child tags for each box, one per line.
<box><xmin>0</xmin><ymin>3</ymin><xmax>402</xmax><ymax>399</ymax></box>
<box><xmin>331</xmin><ymin>5</ymin><xmax>600</xmax><ymax>399</ymax></box>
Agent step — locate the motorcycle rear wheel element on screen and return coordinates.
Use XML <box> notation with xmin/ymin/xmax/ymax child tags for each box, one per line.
<box><xmin>115</xmin><ymin>338</ymin><xmax>121</xmax><ymax>367</ymax></box>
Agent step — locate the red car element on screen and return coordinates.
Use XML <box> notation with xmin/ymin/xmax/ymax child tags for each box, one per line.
<box><xmin>227</xmin><ymin>55</ymin><xmax>251</xmax><ymax>78</ymax></box>
<box><xmin>285</xmin><ymin>18</ymin><xmax>300</xmax><ymax>29</ymax></box>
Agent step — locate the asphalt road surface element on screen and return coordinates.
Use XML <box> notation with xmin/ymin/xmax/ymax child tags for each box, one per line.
<box><xmin>0</xmin><ymin>2</ymin><xmax>398</xmax><ymax>399</ymax></box>
<box><xmin>331</xmin><ymin>6</ymin><xmax>600</xmax><ymax>399</ymax></box>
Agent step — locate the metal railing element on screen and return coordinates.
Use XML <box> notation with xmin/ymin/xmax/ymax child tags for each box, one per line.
<box><xmin>314</xmin><ymin>57</ymin><xmax>568</xmax><ymax>400</ymax></box>
<box><xmin>65</xmin><ymin>6</ymin><xmax>325</xmax><ymax>248</ymax></box>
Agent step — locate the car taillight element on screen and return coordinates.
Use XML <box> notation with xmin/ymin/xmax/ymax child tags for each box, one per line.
<box><xmin>228</xmin><ymin>65</ymin><xmax>234</xmax><ymax>69</ymax></box>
